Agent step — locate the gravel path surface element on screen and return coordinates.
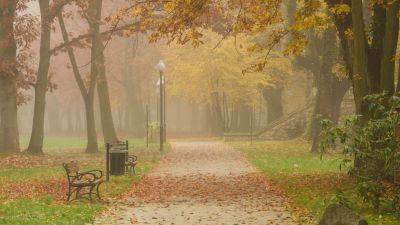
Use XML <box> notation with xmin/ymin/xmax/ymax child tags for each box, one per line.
<box><xmin>95</xmin><ymin>140</ymin><xmax>298</xmax><ymax>225</ymax></box>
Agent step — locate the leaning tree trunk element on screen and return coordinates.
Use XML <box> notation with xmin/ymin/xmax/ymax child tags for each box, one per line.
<box><xmin>97</xmin><ymin>46</ymin><xmax>118</xmax><ymax>143</ymax></box>
<box><xmin>27</xmin><ymin>0</ymin><xmax>51</xmax><ymax>154</ymax></box>
<box><xmin>0</xmin><ymin>0</ymin><xmax>19</xmax><ymax>153</ymax></box>
<box><xmin>58</xmin><ymin>12</ymin><xmax>99</xmax><ymax>152</ymax></box>
<box><xmin>88</xmin><ymin>0</ymin><xmax>118</xmax><ymax>144</ymax></box>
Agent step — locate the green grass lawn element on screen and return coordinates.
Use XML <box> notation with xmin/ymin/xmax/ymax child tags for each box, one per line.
<box><xmin>229</xmin><ymin>139</ymin><xmax>400</xmax><ymax>225</ymax></box>
<box><xmin>0</xmin><ymin>136</ymin><xmax>169</xmax><ymax>225</ymax></box>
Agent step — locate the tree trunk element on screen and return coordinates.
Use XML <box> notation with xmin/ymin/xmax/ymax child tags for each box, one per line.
<box><xmin>206</xmin><ymin>104</ymin><xmax>224</xmax><ymax>136</ymax></box>
<box><xmin>0</xmin><ymin>0</ymin><xmax>19</xmax><ymax>153</ymax></box>
<box><xmin>89</xmin><ymin>0</ymin><xmax>118</xmax><ymax>144</ymax></box>
<box><xmin>47</xmin><ymin>94</ymin><xmax>62</xmax><ymax>134</ymax></box>
<box><xmin>0</xmin><ymin>77</ymin><xmax>19</xmax><ymax>153</ymax></box>
<box><xmin>58</xmin><ymin>12</ymin><xmax>99</xmax><ymax>152</ymax></box>
<box><xmin>84</xmin><ymin>97</ymin><xmax>98</xmax><ymax>152</ymax></box>
<box><xmin>379</xmin><ymin>1</ymin><xmax>399</xmax><ymax>95</ymax></box>
<box><xmin>27</xmin><ymin>0</ymin><xmax>51</xmax><ymax>154</ymax></box>
<box><xmin>310</xmin><ymin>28</ymin><xmax>350</xmax><ymax>152</ymax></box>
<box><xmin>348</xmin><ymin>0</ymin><xmax>369</xmax><ymax>120</ymax></box>
<box><xmin>262</xmin><ymin>87</ymin><xmax>284</xmax><ymax>124</ymax></box>
<box><xmin>238</xmin><ymin>104</ymin><xmax>252</xmax><ymax>132</ymax></box>
<box><xmin>230</xmin><ymin>104</ymin><xmax>239</xmax><ymax>132</ymax></box>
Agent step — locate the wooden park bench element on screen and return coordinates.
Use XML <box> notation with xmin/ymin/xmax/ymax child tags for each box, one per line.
<box><xmin>62</xmin><ymin>161</ymin><xmax>104</xmax><ymax>201</ymax></box>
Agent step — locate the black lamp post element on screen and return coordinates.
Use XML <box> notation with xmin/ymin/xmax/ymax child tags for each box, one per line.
<box><xmin>156</xmin><ymin>60</ymin><xmax>166</xmax><ymax>151</ymax></box>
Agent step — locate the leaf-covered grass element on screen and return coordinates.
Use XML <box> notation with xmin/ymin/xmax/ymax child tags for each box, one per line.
<box><xmin>229</xmin><ymin>139</ymin><xmax>400</xmax><ymax>225</ymax></box>
<box><xmin>0</xmin><ymin>136</ymin><xmax>169</xmax><ymax>225</ymax></box>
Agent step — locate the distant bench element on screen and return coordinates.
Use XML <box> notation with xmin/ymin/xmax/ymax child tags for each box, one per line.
<box><xmin>223</xmin><ymin>133</ymin><xmax>255</xmax><ymax>142</ymax></box>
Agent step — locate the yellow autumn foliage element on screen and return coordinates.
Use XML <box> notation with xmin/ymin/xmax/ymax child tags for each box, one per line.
<box><xmin>163</xmin><ymin>30</ymin><xmax>293</xmax><ymax>106</ymax></box>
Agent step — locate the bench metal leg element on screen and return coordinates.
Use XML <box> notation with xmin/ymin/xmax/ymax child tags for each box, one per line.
<box><xmin>75</xmin><ymin>187</ymin><xmax>81</xmax><ymax>200</ymax></box>
<box><xmin>96</xmin><ymin>183</ymin><xmax>102</xmax><ymax>200</ymax></box>
<box><xmin>89</xmin><ymin>186</ymin><xmax>94</xmax><ymax>201</ymax></box>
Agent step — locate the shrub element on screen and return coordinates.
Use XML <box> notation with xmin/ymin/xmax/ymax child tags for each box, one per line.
<box><xmin>320</xmin><ymin>92</ymin><xmax>400</xmax><ymax>211</ymax></box>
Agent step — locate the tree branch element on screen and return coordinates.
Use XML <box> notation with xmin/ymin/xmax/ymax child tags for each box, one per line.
<box><xmin>49</xmin><ymin>0</ymin><xmax>75</xmax><ymax>20</ymax></box>
<box><xmin>50</xmin><ymin>22</ymin><xmax>142</xmax><ymax>55</ymax></box>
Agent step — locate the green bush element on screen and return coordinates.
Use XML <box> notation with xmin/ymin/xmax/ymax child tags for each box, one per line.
<box><xmin>320</xmin><ymin>92</ymin><xmax>400</xmax><ymax>211</ymax></box>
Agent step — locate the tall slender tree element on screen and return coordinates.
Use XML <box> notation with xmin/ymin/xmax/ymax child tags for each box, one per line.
<box><xmin>27</xmin><ymin>0</ymin><xmax>73</xmax><ymax>154</ymax></box>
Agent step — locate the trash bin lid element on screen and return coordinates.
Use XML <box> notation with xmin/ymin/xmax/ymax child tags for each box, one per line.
<box><xmin>109</xmin><ymin>149</ymin><xmax>128</xmax><ymax>153</ymax></box>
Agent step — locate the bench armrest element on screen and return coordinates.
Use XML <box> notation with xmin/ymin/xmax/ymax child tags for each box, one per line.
<box><xmin>127</xmin><ymin>155</ymin><xmax>137</xmax><ymax>162</ymax></box>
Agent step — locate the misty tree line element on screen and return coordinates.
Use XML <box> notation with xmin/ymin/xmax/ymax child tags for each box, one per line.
<box><xmin>0</xmin><ymin>0</ymin><xmax>145</xmax><ymax>154</ymax></box>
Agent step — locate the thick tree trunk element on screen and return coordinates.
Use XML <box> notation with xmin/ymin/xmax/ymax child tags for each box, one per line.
<box><xmin>351</xmin><ymin>0</ymin><xmax>370</xmax><ymax>118</ymax></box>
<box><xmin>0</xmin><ymin>0</ymin><xmax>19</xmax><ymax>153</ymax></box>
<box><xmin>27</xmin><ymin>0</ymin><xmax>51</xmax><ymax>154</ymax></box>
<box><xmin>0</xmin><ymin>77</ymin><xmax>19</xmax><ymax>153</ymax></box>
<box><xmin>310</xmin><ymin>28</ymin><xmax>350</xmax><ymax>152</ymax></box>
<box><xmin>262</xmin><ymin>87</ymin><xmax>283</xmax><ymax>124</ymax></box>
<box><xmin>379</xmin><ymin>1</ymin><xmax>399</xmax><ymax>94</ymax></box>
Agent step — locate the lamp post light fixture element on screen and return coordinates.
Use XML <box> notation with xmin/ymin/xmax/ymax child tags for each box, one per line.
<box><xmin>156</xmin><ymin>60</ymin><xmax>166</xmax><ymax>151</ymax></box>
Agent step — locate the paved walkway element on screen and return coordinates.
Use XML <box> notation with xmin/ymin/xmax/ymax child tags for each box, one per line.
<box><xmin>96</xmin><ymin>141</ymin><xmax>298</xmax><ymax>225</ymax></box>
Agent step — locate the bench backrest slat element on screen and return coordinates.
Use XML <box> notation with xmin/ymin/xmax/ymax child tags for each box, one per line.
<box><xmin>63</xmin><ymin>161</ymin><xmax>79</xmax><ymax>174</ymax></box>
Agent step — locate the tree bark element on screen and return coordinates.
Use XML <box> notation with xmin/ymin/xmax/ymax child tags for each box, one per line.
<box><xmin>84</xmin><ymin>96</ymin><xmax>98</xmax><ymax>152</ymax></box>
<box><xmin>0</xmin><ymin>0</ymin><xmax>19</xmax><ymax>153</ymax></box>
<box><xmin>88</xmin><ymin>0</ymin><xmax>118</xmax><ymax>144</ymax></box>
<box><xmin>206</xmin><ymin>104</ymin><xmax>224</xmax><ymax>136</ymax></box>
<box><xmin>351</xmin><ymin>0</ymin><xmax>370</xmax><ymax>117</ymax></box>
<box><xmin>310</xmin><ymin>28</ymin><xmax>350</xmax><ymax>152</ymax></box>
<box><xmin>379</xmin><ymin>1</ymin><xmax>399</xmax><ymax>95</ymax></box>
<box><xmin>58</xmin><ymin>12</ymin><xmax>99</xmax><ymax>152</ymax></box>
<box><xmin>27</xmin><ymin>0</ymin><xmax>51</xmax><ymax>154</ymax></box>
<box><xmin>262</xmin><ymin>87</ymin><xmax>284</xmax><ymax>124</ymax></box>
